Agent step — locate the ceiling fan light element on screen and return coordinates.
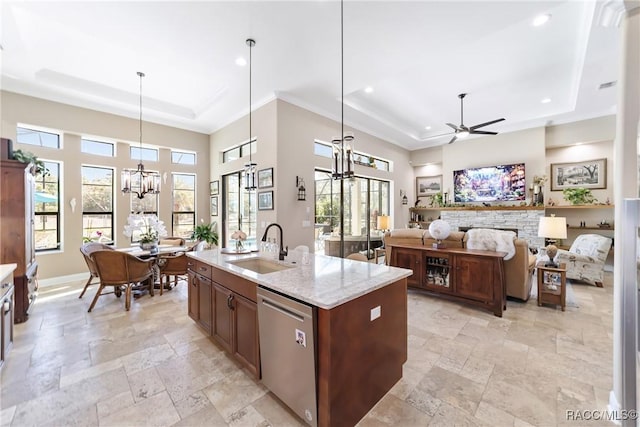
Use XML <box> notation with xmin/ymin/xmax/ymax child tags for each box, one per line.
<box><xmin>457</xmin><ymin>130</ymin><xmax>469</xmax><ymax>139</ymax></box>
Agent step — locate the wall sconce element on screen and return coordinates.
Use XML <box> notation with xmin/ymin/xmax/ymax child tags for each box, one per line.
<box><xmin>296</xmin><ymin>176</ymin><xmax>306</xmax><ymax>201</ymax></box>
<box><xmin>400</xmin><ymin>190</ymin><xmax>408</xmax><ymax>205</ymax></box>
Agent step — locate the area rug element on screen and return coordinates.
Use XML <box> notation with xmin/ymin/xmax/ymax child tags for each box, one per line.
<box><xmin>529</xmin><ymin>276</ymin><xmax>579</xmax><ymax>308</ymax></box>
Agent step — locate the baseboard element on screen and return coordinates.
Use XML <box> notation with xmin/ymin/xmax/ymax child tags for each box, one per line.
<box><xmin>608</xmin><ymin>390</ymin><xmax>622</xmax><ymax>425</ymax></box>
<box><xmin>38</xmin><ymin>273</ymin><xmax>87</xmax><ymax>288</ymax></box>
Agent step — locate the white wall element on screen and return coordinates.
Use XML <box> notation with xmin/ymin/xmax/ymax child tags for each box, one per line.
<box><xmin>1</xmin><ymin>91</ymin><xmax>210</xmax><ymax>279</ymax></box>
<box><xmin>210</xmin><ymin>99</ymin><xmax>414</xmax><ymax>251</ymax></box>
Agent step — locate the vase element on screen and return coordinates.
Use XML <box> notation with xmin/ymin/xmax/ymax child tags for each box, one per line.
<box><xmin>140</xmin><ymin>240</ymin><xmax>158</xmax><ymax>251</ymax></box>
<box><xmin>235</xmin><ymin>239</ymin><xmax>244</xmax><ymax>251</ymax></box>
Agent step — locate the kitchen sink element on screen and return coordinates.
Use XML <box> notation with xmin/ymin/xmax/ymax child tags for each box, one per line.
<box><xmin>228</xmin><ymin>258</ymin><xmax>294</xmax><ymax>274</ymax></box>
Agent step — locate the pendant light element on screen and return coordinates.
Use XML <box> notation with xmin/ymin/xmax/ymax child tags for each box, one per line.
<box><xmin>244</xmin><ymin>38</ymin><xmax>257</xmax><ymax>191</ymax></box>
<box><xmin>121</xmin><ymin>71</ymin><xmax>161</xmax><ymax>199</ymax></box>
<box><xmin>331</xmin><ymin>0</ymin><xmax>355</xmax><ymax>180</ymax></box>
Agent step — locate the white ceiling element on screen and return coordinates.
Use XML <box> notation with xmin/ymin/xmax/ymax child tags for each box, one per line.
<box><xmin>0</xmin><ymin>1</ymin><xmax>622</xmax><ymax>151</ymax></box>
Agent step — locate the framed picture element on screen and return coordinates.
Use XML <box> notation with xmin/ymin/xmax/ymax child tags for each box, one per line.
<box><xmin>416</xmin><ymin>175</ymin><xmax>442</xmax><ymax>197</ymax></box>
<box><xmin>550</xmin><ymin>158</ymin><xmax>607</xmax><ymax>191</ymax></box>
<box><xmin>210</xmin><ymin>180</ymin><xmax>219</xmax><ymax>195</ymax></box>
<box><xmin>258</xmin><ymin>168</ymin><xmax>273</xmax><ymax>188</ymax></box>
<box><xmin>258</xmin><ymin>191</ymin><xmax>274</xmax><ymax>210</ymax></box>
<box><xmin>210</xmin><ymin>196</ymin><xmax>218</xmax><ymax>216</ymax></box>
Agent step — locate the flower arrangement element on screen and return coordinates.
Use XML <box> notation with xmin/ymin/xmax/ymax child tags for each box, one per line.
<box><xmin>83</xmin><ymin>230</ymin><xmax>104</xmax><ymax>243</ymax></box>
<box><xmin>231</xmin><ymin>229</ymin><xmax>247</xmax><ymax>251</ymax></box>
<box><xmin>123</xmin><ymin>214</ymin><xmax>168</xmax><ymax>244</ymax></box>
<box><xmin>533</xmin><ymin>175</ymin><xmax>548</xmax><ymax>186</ymax></box>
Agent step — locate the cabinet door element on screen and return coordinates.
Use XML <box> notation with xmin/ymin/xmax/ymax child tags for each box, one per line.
<box><xmin>390</xmin><ymin>247</ymin><xmax>422</xmax><ymax>288</ymax></box>
<box><xmin>197</xmin><ymin>276</ymin><xmax>213</xmax><ymax>334</ymax></box>
<box><xmin>423</xmin><ymin>253</ymin><xmax>453</xmax><ymax>293</ymax></box>
<box><xmin>232</xmin><ymin>293</ymin><xmax>260</xmax><ymax>377</ymax></box>
<box><xmin>454</xmin><ymin>254</ymin><xmax>494</xmax><ymax>303</ymax></box>
<box><xmin>212</xmin><ymin>282</ymin><xmax>233</xmax><ymax>353</ymax></box>
<box><xmin>187</xmin><ymin>271</ymin><xmax>198</xmax><ymax>321</ymax></box>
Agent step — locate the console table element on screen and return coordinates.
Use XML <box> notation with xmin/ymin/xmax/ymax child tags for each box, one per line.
<box><xmin>389</xmin><ymin>244</ymin><xmax>506</xmax><ymax>317</ymax></box>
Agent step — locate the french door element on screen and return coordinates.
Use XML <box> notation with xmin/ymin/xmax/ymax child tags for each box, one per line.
<box><xmin>222</xmin><ymin>171</ymin><xmax>257</xmax><ymax>250</ymax></box>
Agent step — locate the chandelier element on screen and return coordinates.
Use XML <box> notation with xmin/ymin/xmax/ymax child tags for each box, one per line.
<box><xmin>331</xmin><ymin>0</ymin><xmax>355</xmax><ymax>180</ymax></box>
<box><xmin>244</xmin><ymin>38</ymin><xmax>257</xmax><ymax>190</ymax></box>
<box><xmin>121</xmin><ymin>71</ymin><xmax>161</xmax><ymax>199</ymax></box>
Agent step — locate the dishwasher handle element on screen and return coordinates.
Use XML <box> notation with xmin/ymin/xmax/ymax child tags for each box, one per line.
<box><xmin>261</xmin><ymin>298</ymin><xmax>305</xmax><ymax>322</ymax></box>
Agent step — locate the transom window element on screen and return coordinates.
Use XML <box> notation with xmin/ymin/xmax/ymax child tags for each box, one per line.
<box><xmin>222</xmin><ymin>139</ymin><xmax>256</xmax><ymax>163</ymax></box>
<box><xmin>313</xmin><ymin>140</ymin><xmax>390</xmax><ymax>172</ymax></box>
<box><xmin>81</xmin><ymin>139</ymin><xmax>114</xmax><ymax>157</ymax></box>
<box><xmin>130</xmin><ymin>146</ymin><xmax>158</xmax><ymax>162</ymax></box>
<box><xmin>171</xmin><ymin>150</ymin><xmax>196</xmax><ymax>165</ymax></box>
<box><xmin>17</xmin><ymin>126</ymin><xmax>60</xmax><ymax>149</ymax></box>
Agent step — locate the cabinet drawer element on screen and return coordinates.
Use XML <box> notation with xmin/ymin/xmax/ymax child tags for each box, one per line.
<box><xmin>191</xmin><ymin>261</ymin><xmax>212</xmax><ymax>279</ymax></box>
<box><xmin>212</xmin><ymin>267</ymin><xmax>257</xmax><ymax>302</ymax></box>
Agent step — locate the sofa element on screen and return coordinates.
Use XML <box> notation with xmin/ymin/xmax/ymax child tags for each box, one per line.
<box><xmin>384</xmin><ymin>228</ymin><xmax>536</xmax><ymax>301</ymax></box>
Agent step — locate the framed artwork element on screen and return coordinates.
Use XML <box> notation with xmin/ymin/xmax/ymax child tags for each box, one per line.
<box><xmin>416</xmin><ymin>175</ymin><xmax>442</xmax><ymax>197</ymax></box>
<box><xmin>210</xmin><ymin>180</ymin><xmax>219</xmax><ymax>195</ymax></box>
<box><xmin>210</xmin><ymin>196</ymin><xmax>218</xmax><ymax>216</ymax></box>
<box><xmin>258</xmin><ymin>191</ymin><xmax>274</xmax><ymax>210</ymax></box>
<box><xmin>550</xmin><ymin>158</ymin><xmax>607</xmax><ymax>191</ymax></box>
<box><xmin>258</xmin><ymin>168</ymin><xmax>273</xmax><ymax>188</ymax></box>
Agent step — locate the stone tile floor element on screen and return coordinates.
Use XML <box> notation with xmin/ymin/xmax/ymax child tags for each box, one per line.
<box><xmin>0</xmin><ymin>273</ymin><xmax>614</xmax><ymax>426</ymax></box>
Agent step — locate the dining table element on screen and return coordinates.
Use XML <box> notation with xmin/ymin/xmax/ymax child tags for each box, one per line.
<box><xmin>116</xmin><ymin>244</ymin><xmax>189</xmax><ymax>295</ymax></box>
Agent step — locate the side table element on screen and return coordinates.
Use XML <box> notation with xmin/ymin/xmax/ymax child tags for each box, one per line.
<box><xmin>536</xmin><ymin>261</ymin><xmax>567</xmax><ymax>311</ymax></box>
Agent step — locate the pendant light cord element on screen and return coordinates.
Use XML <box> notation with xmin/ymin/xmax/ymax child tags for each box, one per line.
<box><xmin>138</xmin><ymin>71</ymin><xmax>144</xmax><ymax>165</ymax></box>
<box><xmin>249</xmin><ymin>40</ymin><xmax>253</xmax><ymax>164</ymax></box>
<box><xmin>340</xmin><ymin>0</ymin><xmax>344</xmax><ymax>170</ymax></box>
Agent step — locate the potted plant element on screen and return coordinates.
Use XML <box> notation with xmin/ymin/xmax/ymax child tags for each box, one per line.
<box><xmin>562</xmin><ymin>188</ymin><xmax>596</xmax><ymax>205</ymax></box>
<box><xmin>12</xmin><ymin>149</ymin><xmax>48</xmax><ymax>175</ymax></box>
<box><xmin>192</xmin><ymin>220</ymin><xmax>219</xmax><ymax>249</ymax></box>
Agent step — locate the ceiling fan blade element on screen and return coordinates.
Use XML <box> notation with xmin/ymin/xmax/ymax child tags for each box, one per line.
<box><xmin>470</xmin><ymin>130</ymin><xmax>498</xmax><ymax>135</ymax></box>
<box><xmin>469</xmin><ymin>118</ymin><xmax>505</xmax><ymax>130</ymax></box>
<box><xmin>445</xmin><ymin>123</ymin><xmax>459</xmax><ymax>131</ymax></box>
<box><xmin>447</xmin><ymin>135</ymin><xmax>458</xmax><ymax>144</ymax></box>
<box><xmin>421</xmin><ymin>132</ymin><xmax>455</xmax><ymax>141</ymax></box>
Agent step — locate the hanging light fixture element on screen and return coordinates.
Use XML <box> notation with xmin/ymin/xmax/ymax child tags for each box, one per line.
<box><xmin>121</xmin><ymin>71</ymin><xmax>161</xmax><ymax>199</ymax></box>
<box><xmin>244</xmin><ymin>38</ymin><xmax>257</xmax><ymax>191</ymax></box>
<box><xmin>331</xmin><ymin>0</ymin><xmax>354</xmax><ymax>180</ymax></box>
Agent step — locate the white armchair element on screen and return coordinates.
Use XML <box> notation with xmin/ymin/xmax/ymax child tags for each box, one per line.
<box><xmin>554</xmin><ymin>234</ymin><xmax>612</xmax><ymax>287</ymax></box>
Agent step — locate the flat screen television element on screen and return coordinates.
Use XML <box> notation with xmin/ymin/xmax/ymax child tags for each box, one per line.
<box><xmin>453</xmin><ymin>163</ymin><xmax>526</xmax><ymax>202</ymax></box>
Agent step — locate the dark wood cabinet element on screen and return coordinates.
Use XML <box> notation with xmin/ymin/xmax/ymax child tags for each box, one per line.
<box><xmin>212</xmin><ymin>281</ymin><xmax>233</xmax><ymax>353</ymax></box>
<box><xmin>187</xmin><ymin>259</ymin><xmax>260</xmax><ymax>377</ymax></box>
<box><xmin>390</xmin><ymin>245</ymin><xmax>506</xmax><ymax>317</ymax></box>
<box><xmin>0</xmin><ymin>147</ymin><xmax>38</xmax><ymax>324</ymax></box>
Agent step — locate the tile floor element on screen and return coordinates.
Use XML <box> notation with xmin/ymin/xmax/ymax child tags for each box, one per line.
<box><xmin>0</xmin><ymin>272</ymin><xmax>613</xmax><ymax>426</ymax></box>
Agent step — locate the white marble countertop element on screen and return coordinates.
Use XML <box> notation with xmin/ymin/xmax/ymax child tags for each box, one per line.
<box><xmin>187</xmin><ymin>250</ymin><xmax>412</xmax><ymax>310</ymax></box>
<box><xmin>0</xmin><ymin>264</ymin><xmax>17</xmax><ymax>298</ymax></box>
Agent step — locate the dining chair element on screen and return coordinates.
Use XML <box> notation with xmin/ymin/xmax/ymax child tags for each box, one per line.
<box><xmin>89</xmin><ymin>250</ymin><xmax>155</xmax><ymax>312</ymax></box>
<box><xmin>159</xmin><ymin>236</ymin><xmax>185</xmax><ymax>246</ymax></box>
<box><xmin>79</xmin><ymin>242</ymin><xmax>115</xmax><ymax>299</ymax></box>
<box><xmin>346</xmin><ymin>253</ymin><xmax>368</xmax><ymax>262</ymax></box>
<box><xmin>158</xmin><ymin>252</ymin><xmax>189</xmax><ymax>295</ymax></box>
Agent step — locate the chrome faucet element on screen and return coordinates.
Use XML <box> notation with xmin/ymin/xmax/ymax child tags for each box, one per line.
<box><xmin>261</xmin><ymin>223</ymin><xmax>288</xmax><ymax>261</ymax></box>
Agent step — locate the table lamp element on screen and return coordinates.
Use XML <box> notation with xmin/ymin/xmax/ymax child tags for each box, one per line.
<box><xmin>377</xmin><ymin>215</ymin><xmax>391</xmax><ymax>233</ymax></box>
<box><xmin>537</xmin><ymin>215</ymin><xmax>567</xmax><ymax>267</ymax></box>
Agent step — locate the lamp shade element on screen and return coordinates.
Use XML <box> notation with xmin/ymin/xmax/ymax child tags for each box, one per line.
<box><xmin>377</xmin><ymin>215</ymin><xmax>391</xmax><ymax>231</ymax></box>
<box><xmin>537</xmin><ymin>216</ymin><xmax>567</xmax><ymax>239</ymax></box>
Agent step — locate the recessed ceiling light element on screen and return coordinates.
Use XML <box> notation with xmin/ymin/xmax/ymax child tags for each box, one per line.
<box><xmin>532</xmin><ymin>14</ymin><xmax>551</xmax><ymax>27</ymax></box>
<box><xmin>424</xmin><ymin>126</ymin><xmax>432</xmax><ymax>130</ymax></box>
<box><xmin>364</xmin><ymin>86</ymin><xmax>373</xmax><ymax>93</ymax></box>
<box><xmin>235</xmin><ymin>57</ymin><xmax>247</xmax><ymax>66</ymax></box>
<box><xmin>541</xmin><ymin>98</ymin><xmax>551</xmax><ymax>104</ymax></box>
<box><xmin>598</xmin><ymin>81</ymin><xmax>617</xmax><ymax>90</ymax></box>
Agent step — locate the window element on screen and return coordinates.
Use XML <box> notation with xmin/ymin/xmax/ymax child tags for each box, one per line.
<box><xmin>171</xmin><ymin>150</ymin><xmax>196</xmax><ymax>165</ymax></box>
<box><xmin>81</xmin><ymin>139</ymin><xmax>114</xmax><ymax>157</ymax></box>
<box><xmin>223</xmin><ymin>171</ymin><xmax>256</xmax><ymax>250</ymax></box>
<box><xmin>314</xmin><ymin>169</ymin><xmax>390</xmax><ymax>257</ymax></box>
<box><xmin>172</xmin><ymin>173</ymin><xmax>196</xmax><ymax>238</ymax></box>
<box><xmin>17</xmin><ymin>126</ymin><xmax>60</xmax><ymax>148</ymax></box>
<box><xmin>130</xmin><ymin>146</ymin><xmax>158</xmax><ymax>162</ymax></box>
<box><xmin>222</xmin><ymin>139</ymin><xmax>256</xmax><ymax>163</ymax></box>
<box><xmin>82</xmin><ymin>166</ymin><xmax>114</xmax><ymax>243</ymax></box>
<box><xmin>314</xmin><ymin>141</ymin><xmax>390</xmax><ymax>172</ymax></box>
<box><xmin>34</xmin><ymin>161</ymin><xmax>61</xmax><ymax>251</ymax></box>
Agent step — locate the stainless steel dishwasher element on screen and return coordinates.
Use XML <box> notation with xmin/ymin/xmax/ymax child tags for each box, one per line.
<box><xmin>257</xmin><ymin>286</ymin><xmax>317</xmax><ymax>427</ymax></box>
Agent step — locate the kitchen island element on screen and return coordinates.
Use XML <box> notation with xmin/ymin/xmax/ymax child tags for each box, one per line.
<box><xmin>186</xmin><ymin>250</ymin><xmax>412</xmax><ymax>427</ymax></box>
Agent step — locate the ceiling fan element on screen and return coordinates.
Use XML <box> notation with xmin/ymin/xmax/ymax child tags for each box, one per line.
<box><xmin>443</xmin><ymin>93</ymin><xmax>505</xmax><ymax>144</ymax></box>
